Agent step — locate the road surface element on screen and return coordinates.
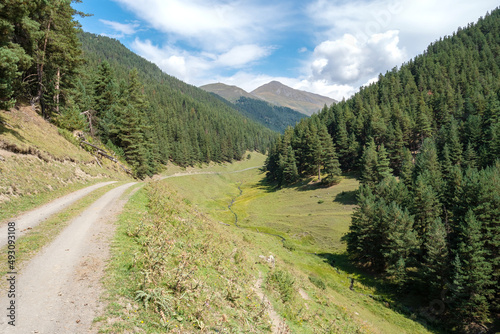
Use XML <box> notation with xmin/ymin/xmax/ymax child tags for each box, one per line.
<box><xmin>0</xmin><ymin>182</ymin><xmax>137</xmax><ymax>333</ymax></box>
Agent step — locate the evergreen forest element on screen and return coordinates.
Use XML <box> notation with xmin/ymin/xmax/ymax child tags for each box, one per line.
<box><xmin>232</xmin><ymin>96</ymin><xmax>307</xmax><ymax>134</ymax></box>
<box><xmin>266</xmin><ymin>8</ymin><xmax>499</xmax><ymax>332</ymax></box>
<box><xmin>0</xmin><ymin>1</ymin><xmax>275</xmax><ymax>178</ymax></box>
<box><xmin>1</xmin><ymin>0</ymin><xmax>499</xmax><ymax>331</ymax></box>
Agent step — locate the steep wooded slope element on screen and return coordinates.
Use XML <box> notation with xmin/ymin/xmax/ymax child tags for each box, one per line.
<box><xmin>77</xmin><ymin>33</ymin><xmax>276</xmax><ymax>175</ymax></box>
<box><xmin>266</xmin><ymin>8</ymin><xmax>500</xmax><ymax>332</ymax></box>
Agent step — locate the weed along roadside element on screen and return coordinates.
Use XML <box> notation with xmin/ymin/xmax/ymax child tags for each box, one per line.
<box><xmin>99</xmin><ymin>154</ymin><xmax>432</xmax><ymax>334</ymax></box>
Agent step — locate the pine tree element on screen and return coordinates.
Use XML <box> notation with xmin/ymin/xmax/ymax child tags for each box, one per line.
<box><xmin>335</xmin><ymin>112</ymin><xmax>350</xmax><ymax>169</ymax></box>
<box><xmin>440</xmin><ymin>144</ymin><xmax>453</xmax><ymax>178</ymax></box>
<box><xmin>422</xmin><ymin>218</ymin><xmax>449</xmax><ymax>296</ymax></box>
<box><xmin>115</xmin><ymin>104</ymin><xmax>148</xmax><ymax>178</ymax></box>
<box><xmin>399</xmin><ymin>148</ymin><xmax>414</xmax><ymax>187</ymax></box>
<box><xmin>412</xmin><ymin>172</ymin><xmax>442</xmax><ymax>240</ymax></box>
<box><xmin>282</xmin><ymin>146</ymin><xmax>299</xmax><ymax>184</ymax></box>
<box><xmin>343</xmin><ymin>185</ymin><xmax>381</xmax><ymax>267</ymax></box>
<box><xmin>446</xmin><ymin>119</ymin><xmax>463</xmax><ymax>165</ymax></box>
<box><xmin>31</xmin><ymin>0</ymin><xmax>85</xmax><ymax>117</ymax></box>
<box><xmin>451</xmin><ymin>210</ymin><xmax>494</xmax><ymax>325</ymax></box>
<box><xmin>307</xmin><ymin>123</ymin><xmax>324</xmax><ymax>180</ymax></box>
<box><xmin>376</xmin><ymin>143</ymin><xmax>393</xmax><ymax>181</ymax></box>
<box><xmin>414</xmin><ymin>138</ymin><xmax>443</xmax><ymax>192</ymax></box>
<box><xmin>93</xmin><ymin>60</ymin><xmax>117</xmax><ymax>139</ymax></box>
<box><xmin>462</xmin><ymin>141</ymin><xmax>478</xmax><ymax>169</ymax></box>
<box><xmin>318</xmin><ymin>124</ymin><xmax>341</xmax><ymax>184</ymax></box>
<box><xmin>360</xmin><ymin>138</ymin><xmax>378</xmax><ymax>187</ymax></box>
<box><xmin>389</xmin><ymin>122</ymin><xmax>405</xmax><ymax>173</ymax></box>
<box><xmin>382</xmin><ymin>202</ymin><xmax>419</xmax><ymax>285</ymax></box>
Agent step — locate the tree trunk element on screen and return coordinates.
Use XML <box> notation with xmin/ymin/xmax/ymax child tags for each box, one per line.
<box><xmin>35</xmin><ymin>19</ymin><xmax>52</xmax><ymax>118</ymax></box>
<box><xmin>318</xmin><ymin>164</ymin><xmax>321</xmax><ymax>181</ymax></box>
<box><xmin>54</xmin><ymin>67</ymin><xmax>60</xmax><ymax>114</ymax></box>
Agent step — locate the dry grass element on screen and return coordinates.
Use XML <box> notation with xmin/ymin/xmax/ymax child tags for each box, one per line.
<box><xmin>0</xmin><ymin>105</ymin><xmax>130</xmax><ymax>220</ymax></box>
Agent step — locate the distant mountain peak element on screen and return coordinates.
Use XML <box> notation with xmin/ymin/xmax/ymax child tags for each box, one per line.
<box><xmin>201</xmin><ymin>81</ymin><xmax>336</xmax><ymax>116</ymax></box>
<box><xmin>199</xmin><ymin>82</ymin><xmax>261</xmax><ymax>103</ymax></box>
<box><xmin>251</xmin><ymin>82</ymin><xmax>336</xmax><ymax>116</ymax></box>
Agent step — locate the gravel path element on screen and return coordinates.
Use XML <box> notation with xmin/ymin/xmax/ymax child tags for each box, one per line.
<box><xmin>0</xmin><ymin>181</ymin><xmax>117</xmax><ymax>248</ymax></box>
<box><xmin>0</xmin><ymin>182</ymin><xmax>137</xmax><ymax>333</ymax></box>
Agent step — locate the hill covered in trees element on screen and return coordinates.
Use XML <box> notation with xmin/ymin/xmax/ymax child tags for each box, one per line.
<box><xmin>0</xmin><ymin>1</ymin><xmax>275</xmax><ymax>178</ymax></box>
<box><xmin>74</xmin><ymin>32</ymin><xmax>275</xmax><ymax>177</ymax></box>
<box><xmin>234</xmin><ymin>96</ymin><xmax>307</xmax><ymax>133</ymax></box>
<box><xmin>208</xmin><ymin>93</ymin><xmax>307</xmax><ymax>133</ymax></box>
<box><xmin>266</xmin><ymin>8</ymin><xmax>499</xmax><ymax>332</ymax></box>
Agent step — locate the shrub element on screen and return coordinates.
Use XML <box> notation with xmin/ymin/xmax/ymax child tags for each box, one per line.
<box><xmin>267</xmin><ymin>269</ymin><xmax>295</xmax><ymax>303</ymax></box>
<box><xmin>57</xmin><ymin>128</ymin><xmax>79</xmax><ymax>146</ymax></box>
<box><xmin>282</xmin><ymin>239</ymin><xmax>296</xmax><ymax>251</ymax></box>
<box><xmin>308</xmin><ymin>275</ymin><xmax>326</xmax><ymax>290</ymax></box>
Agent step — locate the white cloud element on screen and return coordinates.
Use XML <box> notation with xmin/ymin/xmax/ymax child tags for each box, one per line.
<box><xmin>309</xmin><ymin>30</ymin><xmax>406</xmax><ymax>85</ymax></box>
<box><xmin>302</xmin><ymin>0</ymin><xmax>498</xmax><ymax>94</ymax></box>
<box><xmin>108</xmin><ymin>0</ymin><xmax>499</xmax><ymax>102</ymax></box>
<box><xmin>99</xmin><ymin>19</ymin><xmax>139</xmax><ymax>35</ymax></box>
<box><xmin>131</xmin><ymin>39</ymin><xmax>272</xmax><ymax>83</ymax></box>
<box><xmin>114</xmin><ymin>0</ymin><xmax>288</xmax><ymax>51</ymax></box>
<box><xmin>307</xmin><ymin>0</ymin><xmax>498</xmax><ymax>55</ymax></box>
<box><xmin>216</xmin><ymin>45</ymin><xmax>273</xmax><ymax>68</ymax></box>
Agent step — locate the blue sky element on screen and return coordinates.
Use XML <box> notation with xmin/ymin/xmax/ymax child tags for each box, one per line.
<box><xmin>73</xmin><ymin>0</ymin><xmax>498</xmax><ymax>100</ymax></box>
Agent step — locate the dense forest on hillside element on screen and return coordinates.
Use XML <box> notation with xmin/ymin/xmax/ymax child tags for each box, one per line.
<box><xmin>235</xmin><ymin>96</ymin><xmax>307</xmax><ymax>133</ymax></box>
<box><xmin>0</xmin><ymin>1</ymin><xmax>275</xmax><ymax>178</ymax></box>
<box><xmin>210</xmin><ymin>94</ymin><xmax>307</xmax><ymax>133</ymax></box>
<box><xmin>266</xmin><ymin>8</ymin><xmax>499</xmax><ymax>332</ymax></box>
<box><xmin>75</xmin><ymin>33</ymin><xmax>275</xmax><ymax>176</ymax></box>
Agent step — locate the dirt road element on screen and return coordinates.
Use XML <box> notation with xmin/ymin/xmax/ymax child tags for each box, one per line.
<box><xmin>0</xmin><ymin>181</ymin><xmax>117</xmax><ymax>248</ymax></box>
<box><xmin>0</xmin><ymin>182</ymin><xmax>137</xmax><ymax>333</ymax></box>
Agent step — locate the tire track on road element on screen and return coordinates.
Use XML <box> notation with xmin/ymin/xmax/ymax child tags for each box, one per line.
<box><xmin>0</xmin><ymin>182</ymin><xmax>137</xmax><ymax>333</ymax></box>
<box><xmin>0</xmin><ymin>181</ymin><xmax>117</xmax><ymax>248</ymax></box>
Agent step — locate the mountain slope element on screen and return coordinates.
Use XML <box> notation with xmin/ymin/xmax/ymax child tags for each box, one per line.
<box><xmin>208</xmin><ymin>93</ymin><xmax>307</xmax><ymax>133</ymax></box>
<box><xmin>251</xmin><ymin>81</ymin><xmax>337</xmax><ymax>116</ymax></box>
<box><xmin>200</xmin><ymin>83</ymin><xmax>261</xmax><ymax>103</ymax></box>
<box><xmin>77</xmin><ymin>33</ymin><xmax>276</xmax><ymax>172</ymax></box>
<box><xmin>266</xmin><ymin>8</ymin><xmax>500</xmax><ymax>332</ymax></box>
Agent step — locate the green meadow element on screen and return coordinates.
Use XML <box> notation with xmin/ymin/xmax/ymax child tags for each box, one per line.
<box><xmin>157</xmin><ymin>153</ymin><xmax>435</xmax><ymax>334</ymax></box>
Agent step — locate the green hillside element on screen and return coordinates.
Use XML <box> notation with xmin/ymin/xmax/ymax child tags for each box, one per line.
<box><xmin>266</xmin><ymin>8</ymin><xmax>500</xmax><ymax>332</ymax></box>
<box><xmin>209</xmin><ymin>93</ymin><xmax>307</xmax><ymax>133</ymax></box>
<box><xmin>0</xmin><ymin>0</ymin><xmax>276</xmax><ymax>179</ymax></box>
<box><xmin>76</xmin><ymin>32</ymin><xmax>276</xmax><ymax>176</ymax></box>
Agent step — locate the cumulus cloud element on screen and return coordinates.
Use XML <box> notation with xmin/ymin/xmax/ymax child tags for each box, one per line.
<box><xmin>307</xmin><ymin>0</ymin><xmax>498</xmax><ymax>56</ymax></box>
<box><xmin>99</xmin><ymin>19</ymin><xmax>139</xmax><ymax>35</ymax></box>
<box><xmin>114</xmin><ymin>0</ymin><xmax>288</xmax><ymax>51</ymax></box>
<box><xmin>131</xmin><ymin>39</ymin><xmax>272</xmax><ymax>83</ymax></box>
<box><xmin>310</xmin><ymin>30</ymin><xmax>406</xmax><ymax>84</ymax></box>
<box><xmin>106</xmin><ymin>0</ymin><xmax>498</xmax><ymax>101</ymax></box>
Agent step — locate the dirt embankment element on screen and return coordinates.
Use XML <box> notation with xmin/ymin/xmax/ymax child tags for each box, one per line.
<box><xmin>0</xmin><ymin>105</ymin><xmax>129</xmax><ymax>206</ymax></box>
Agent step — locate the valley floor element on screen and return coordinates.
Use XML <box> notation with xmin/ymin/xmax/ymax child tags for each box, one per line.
<box><xmin>0</xmin><ymin>152</ymin><xmax>437</xmax><ymax>333</ymax></box>
<box><xmin>98</xmin><ymin>153</ymin><xmax>433</xmax><ymax>333</ymax></box>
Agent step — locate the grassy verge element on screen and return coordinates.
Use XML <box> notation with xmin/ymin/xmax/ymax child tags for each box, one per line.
<box><xmin>98</xmin><ymin>182</ymin><xmax>273</xmax><ymax>333</ymax></box>
<box><xmin>0</xmin><ymin>181</ymin><xmax>124</xmax><ymax>290</ymax></box>
<box><xmin>0</xmin><ymin>178</ymin><xmax>117</xmax><ymax>222</ymax></box>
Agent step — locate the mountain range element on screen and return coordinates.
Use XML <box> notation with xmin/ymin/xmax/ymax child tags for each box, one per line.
<box><xmin>200</xmin><ymin>81</ymin><xmax>336</xmax><ymax>116</ymax></box>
